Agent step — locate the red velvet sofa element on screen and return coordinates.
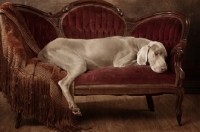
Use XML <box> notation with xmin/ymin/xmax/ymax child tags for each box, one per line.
<box><xmin>0</xmin><ymin>0</ymin><xmax>190</xmax><ymax>131</ymax></box>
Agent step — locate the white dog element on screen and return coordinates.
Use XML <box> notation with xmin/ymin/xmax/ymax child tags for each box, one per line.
<box><xmin>38</xmin><ymin>36</ymin><xmax>167</xmax><ymax>115</ymax></box>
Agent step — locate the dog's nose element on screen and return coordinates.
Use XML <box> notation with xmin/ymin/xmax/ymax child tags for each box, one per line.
<box><xmin>161</xmin><ymin>66</ymin><xmax>167</xmax><ymax>72</ymax></box>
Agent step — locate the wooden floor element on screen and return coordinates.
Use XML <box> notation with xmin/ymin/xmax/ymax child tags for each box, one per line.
<box><xmin>0</xmin><ymin>92</ymin><xmax>200</xmax><ymax>132</ymax></box>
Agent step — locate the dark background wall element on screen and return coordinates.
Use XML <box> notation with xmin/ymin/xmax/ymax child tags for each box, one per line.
<box><xmin>1</xmin><ymin>0</ymin><xmax>200</xmax><ymax>93</ymax></box>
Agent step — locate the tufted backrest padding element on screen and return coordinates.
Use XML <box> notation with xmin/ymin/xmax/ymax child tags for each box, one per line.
<box><xmin>19</xmin><ymin>11</ymin><xmax>58</xmax><ymax>49</ymax></box>
<box><xmin>130</xmin><ymin>16</ymin><xmax>183</xmax><ymax>55</ymax></box>
<box><xmin>61</xmin><ymin>5</ymin><xmax>126</xmax><ymax>39</ymax></box>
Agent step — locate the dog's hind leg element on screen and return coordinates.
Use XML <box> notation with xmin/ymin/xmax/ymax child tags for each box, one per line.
<box><xmin>58</xmin><ymin>57</ymin><xmax>87</xmax><ymax>116</ymax></box>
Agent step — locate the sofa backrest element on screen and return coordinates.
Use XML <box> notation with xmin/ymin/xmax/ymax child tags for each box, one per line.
<box><xmin>129</xmin><ymin>13</ymin><xmax>189</xmax><ymax>55</ymax></box>
<box><xmin>61</xmin><ymin>5</ymin><xmax>125</xmax><ymax>39</ymax></box>
<box><xmin>15</xmin><ymin>6</ymin><xmax>59</xmax><ymax>49</ymax></box>
<box><xmin>14</xmin><ymin>0</ymin><xmax>126</xmax><ymax>49</ymax></box>
<box><xmin>14</xmin><ymin>0</ymin><xmax>189</xmax><ymax>56</ymax></box>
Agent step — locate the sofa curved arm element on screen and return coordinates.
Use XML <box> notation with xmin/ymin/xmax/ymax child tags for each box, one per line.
<box><xmin>174</xmin><ymin>47</ymin><xmax>185</xmax><ymax>87</ymax></box>
<box><xmin>170</xmin><ymin>40</ymin><xmax>186</xmax><ymax>55</ymax></box>
<box><xmin>169</xmin><ymin>40</ymin><xmax>186</xmax><ymax>87</ymax></box>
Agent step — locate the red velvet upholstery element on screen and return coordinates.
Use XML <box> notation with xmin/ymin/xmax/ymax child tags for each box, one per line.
<box><xmin>61</xmin><ymin>5</ymin><xmax>125</xmax><ymax>39</ymax></box>
<box><xmin>131</xmin><ymin>17</ymin><xmax>182</xmax><ymax>55</ymax></box>
<box><xmin>75</xmin><ymin>66</ymin><xmax>175</xmax><ymax>86</ymax></box>
<box><xmin>19</xmin><ymin>11</ymin><xmax>58</xmax><ymax>49</ymax></box>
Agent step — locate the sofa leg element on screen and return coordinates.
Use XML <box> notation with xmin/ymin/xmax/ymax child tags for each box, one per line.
<box><xmin>176</xmin><ymin>88</ymin><xmax>184</xmax><ymax>126</ymax></box>
<box><xmin>15</xmin><ymin>113</ymin><xmax>22</xmax><ymax>129</ymax></box>
<box><xmin>146</xmin><ymin>95</ymin><xmax>154</xmax><ymax>111</ymax></box>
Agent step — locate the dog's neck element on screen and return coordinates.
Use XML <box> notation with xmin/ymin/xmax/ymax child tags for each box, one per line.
<box><xmin>132</xmin><ymin>37</ymin><xmax>151</xmax><ymax>50</ymax></box>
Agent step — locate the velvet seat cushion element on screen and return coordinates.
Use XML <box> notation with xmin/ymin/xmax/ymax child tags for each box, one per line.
<box><xmin>74</xmin><ymin>66</ymin><xmax>175</xmax><ymax>86</ymax></box>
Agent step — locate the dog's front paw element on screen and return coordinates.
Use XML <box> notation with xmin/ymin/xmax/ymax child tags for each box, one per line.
<box><xmin>68</xmin><ymin>102</ymin><xmax>82</xmax><ymax>116</ymax></box>
<box><xmin>72</xmin><ymin>107</ymin><xmax>82</xmax><ymax>116</ymax></box>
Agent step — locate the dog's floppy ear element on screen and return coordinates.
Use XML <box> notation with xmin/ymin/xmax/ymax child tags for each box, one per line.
<box><xmin>137</xmin><ymin>45</ymin><xmax>150</xmax><ymax>65</ymax></box>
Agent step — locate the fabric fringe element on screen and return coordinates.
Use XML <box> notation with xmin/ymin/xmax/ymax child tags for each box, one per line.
<box><xmin>2</xmin><ymin>68</ymin><xmax>81</xmax><ymax>131</ymax></box>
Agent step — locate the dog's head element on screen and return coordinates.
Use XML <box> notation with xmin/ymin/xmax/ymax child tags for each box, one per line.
<box><xmin>137</xmin><ymin>41</ymin><xmax>167</xmax><ymax>73</ymax></box>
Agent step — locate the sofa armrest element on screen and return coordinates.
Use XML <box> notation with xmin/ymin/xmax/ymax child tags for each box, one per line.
<box><xmin>169</xmin><ymin>40</ymin><xmax>186</xmax><ymax>87</ymax></box>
